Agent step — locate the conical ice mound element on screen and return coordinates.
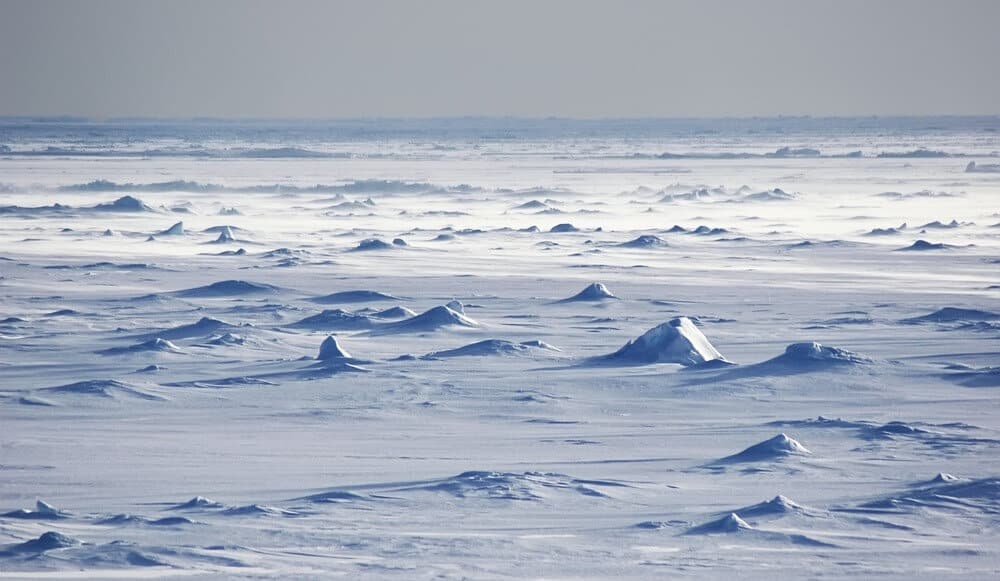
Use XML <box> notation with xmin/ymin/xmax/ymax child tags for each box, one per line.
<box><xmin>318</xmin><ymin>336</ymin><xmax>351</xmax><ymax>360</ymax></box>
<box><xmin>605</xmin><ymin>317</ymin><xmax>723</xmax><ymax>366</ymax></box>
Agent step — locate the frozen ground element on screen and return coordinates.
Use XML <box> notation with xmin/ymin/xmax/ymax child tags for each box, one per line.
<box><xmin>0</xmin><ymin>117</ymin><xmax>998</xmax><ymax>579</ymax></box>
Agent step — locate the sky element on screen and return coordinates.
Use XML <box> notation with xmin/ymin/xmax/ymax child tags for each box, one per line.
<box><xmin>1</xmin><ymin>0</ymin><xmax>998</xmax><ymax>119</ymax></box>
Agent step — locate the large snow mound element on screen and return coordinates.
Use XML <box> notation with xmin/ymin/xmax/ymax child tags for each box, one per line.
<box><xmin>602</xmin><ymin>317</ymin><xmax>724</xmax><ymax>366</ymax></box>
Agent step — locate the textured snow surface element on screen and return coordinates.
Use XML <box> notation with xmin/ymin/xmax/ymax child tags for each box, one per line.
<box><xmin>1</xmin><ymin>117</ymin><xmax>999</xmax><ymax>579</ymax></box>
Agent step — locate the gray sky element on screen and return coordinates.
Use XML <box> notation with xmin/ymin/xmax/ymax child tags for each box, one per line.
<box><xmin>1</xmin><ymin>0</ymin><xmax>998</xmax><ymax>119</ymax></box>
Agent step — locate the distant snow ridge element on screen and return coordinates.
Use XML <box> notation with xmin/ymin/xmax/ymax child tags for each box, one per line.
<box><xmin>603</xmin><ymin>317</ymin><xmax>724</xmax><ymax>366</ymax></box>
<box><xmin>718</xmin><ymin>434</ymin><xmax>811</xmax><ymax>463</ymax></box>
<box><xmin>559</xmin><ymin>282</ymin><xmax>617</xmax><ymax>302</ymax></box>
<box><xmin>372</xmin><ymin>303</ymin><xmax>479</xmax><ymax>334</ymax></box>
<box><xmin>176</xmin><ymin>280</ymin><xmax>277</xmax><ymax>297</ymax></box>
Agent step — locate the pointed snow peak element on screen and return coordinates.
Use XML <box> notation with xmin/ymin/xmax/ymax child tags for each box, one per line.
<box><xmin>605</xmin><ymin>316</ymin><xmax>723</xmax><ymax>366</ymax></box>
<box><xmin>318</xmin><ymin>335</ymin><xmax>352</xmax><ymax>360</ymax></box>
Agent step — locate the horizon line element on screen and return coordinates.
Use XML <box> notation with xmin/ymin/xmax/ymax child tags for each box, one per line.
<box><xmin>3</xmin><ymin>114</ymin><xmax>1000</xmax><ymax>124</ymax></box>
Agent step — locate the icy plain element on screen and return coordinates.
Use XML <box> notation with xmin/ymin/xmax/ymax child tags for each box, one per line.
<box><xmin>0</xmin><ymin>117</ymin><xmax>998</xmax><ymax>578</ymax></box>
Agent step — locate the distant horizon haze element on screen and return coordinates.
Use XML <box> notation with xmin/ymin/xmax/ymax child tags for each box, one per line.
<box><xmin>2</xmin><ymin>0</ymin><xmax>998</xmax><ymax>119</ymax></box>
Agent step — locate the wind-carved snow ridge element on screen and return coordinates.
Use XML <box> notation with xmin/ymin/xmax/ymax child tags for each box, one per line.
<box><xmin>598</xmin><ymin>317</ymin><xmax>726</xmax><ymax>366</ymax></box>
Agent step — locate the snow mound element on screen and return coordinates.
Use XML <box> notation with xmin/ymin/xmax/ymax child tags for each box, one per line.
<box><xmin>559</xmin><ymin>282</ymin><xmax>617</xmax><ymax>302</ymax></box>
<box><xmin>618</xmin><ymin>234</ymin><xmax>668</xmax><ymax>248</ymax></box>
<box><xmin>176</xmin><ymin>280</ymin><xmax>277</xmax><ymax>297</ymax></box>
<box><xmin>744</xmin><ymin>188</ymin><xmax>796</xmax><ymax>202</ymax></box>
<box><xmin>513</xmin><ymin>199</ymin><xmax>550</xmax><ymax>210</ymax></box>
<box><xmin>904</xmin><ymin>307</ymin><xmax>999</xmax><ymax>324</ymax></box>
<box><xmin>601</xmin><ymin>317</ymin><xmax>724</xmax><ymax>366</ymax></box>
<box><xmin>423</xmin><ymin>339</ymin><xmax>559</xmax><ymax>359</ymax></box>
<box><xmin>158</xmin><ymin>221</ymin><xmax>184</xmax><ymax>236</ymax></box>
<box><xmin>371</xmin><ymin>305</ymin><xmax>416</xmax><ymax>319</ymax></box>
<box><xmin>860</xmin><ymin>476</ymin><xmax>1000</xmax><ymax>514</ymax></box>
<box><xmin>206</xmin><ymin>333</ymin><xmax>248</xmax><ymax>346</ymax></box>
<box><xmin>686</xmin><ymin>513</ymin><xmax>753</xmax><ymax>535</ymax></box>
<box><xmin>289</xmin><ymin>309</ymin><xmax>375</xmax><ymax>330</ymax></box>
<box><xmin>221</xmin><ymin>504</ymin><xmax>298</xmax><ymax>516</ymax></box>
<box><xmin>170</xmin><ymin>496</ymin><xmax>224</xmax><ymax>510</ymax></box>
<box><xmin>212</xmin><ymin>226</ymin><xmax>236</xmax><ymax>243</ymax></box>
<box><xmin>90</xmin><ymin>195</ymin><xmax>155</xmax><ymax>212</ymax></box>
<box><xmin>765</xmin><ymin>342</ymin><xmax>872</xmax><ymax>366</ymax></box>
<box><xmin>967</xmin><ymin>161</ymin><xmax>1000</xmax><ymax>173</ymax></box>
<box><xmin>549</xmin><ymin>223</ymin><xmax>579</xmax><ymax>233</ymax></box>
<box><xmin>137</xmin><ymin>316</ymin><xmax>233</xmax><ymax>340</ymax></box>
<box><xmin>3</xmin><ymin>500</ymin><xmax>69</xmax><ymax>520</ymax></box>
<box><xmin>897</xmin><ymin>239</ymin><xmax>949</xmax><ymax>251</ymax></box>
<box><xmin>718</xmin><ymin>434</ymin><xmax>811</xmax><ymax>463</ymax></box>
<box><xmin>689</xmin><ymin>225</ymin><xmax>730</xmax><ymax>236</ymax></box>
<box><xmin>351</xmin><ymin>238</ymin><xmax>394</xmax><ymax>251</ymax></box>
<box><xmin>391</xmin><ymin>471</ymin><xmax>621</xmax><ymax>501</ymax></box>
<box><xmin>919</xmin><ymin>219</ymin><xmax>961</xmax><ymax>229</ymax></box>
<box><xmin>734</xmin><ymin>495</ymin><xmax>810</xmax><ymax>518</ymax></box>
<box><xmin>318</xmin><ymin>335</ymin><xmax>352</xmax><ymax>360</ymax></box>
<box><xmin>312</xmin><ymin>290</ymin><xmax>401</xmax><ymax>304</ymax></box>
<box><xmin>42</xmin><ymin>379</ymin><xmax>165</xmax><ymax>401</ymax></box>
<box><xmin>8</xmin><ymin>531</ymin><xmax>81</xmax><ymax>553</ymax></box>
<box><xmin>98</xmin><ymin>337</ymin><xmax>182</xmax><ymax>355</ymax></box>
<box><xmin>372</xmin><ymin>304</ymin><xmax>479</xmax><ymax>334</ymax></box>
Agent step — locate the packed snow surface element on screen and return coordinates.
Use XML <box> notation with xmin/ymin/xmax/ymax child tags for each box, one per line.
<box><xmin>0</xmin><ymin>116</ymin><xmax>998</xmax><ymax>579</ymax></box>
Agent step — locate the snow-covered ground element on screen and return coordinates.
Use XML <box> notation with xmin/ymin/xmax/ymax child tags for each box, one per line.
<box><xmin>1</xmin><ymin>117</ymin><xmax>998</xmax><ymax>578</ymax></box>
